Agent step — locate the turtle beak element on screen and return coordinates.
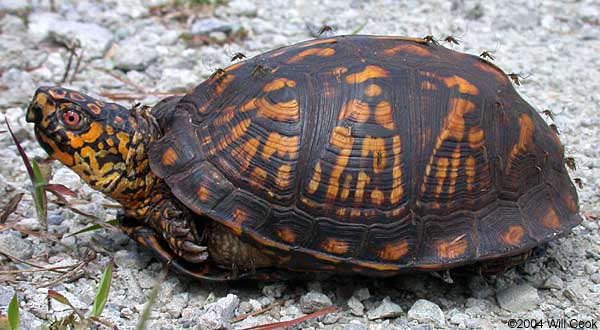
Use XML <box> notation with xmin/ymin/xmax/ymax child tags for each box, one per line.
<box><xmin>26</xmin><ymin>87</ymin><xmax>50</xmax><ymax>124</ymax></box>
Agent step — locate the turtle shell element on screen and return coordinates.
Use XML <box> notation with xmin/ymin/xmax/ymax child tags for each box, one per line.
<box><xmin>148</xmin><ymin>35</ymin><xmax>581</xmax><ymax>275</ymax></box>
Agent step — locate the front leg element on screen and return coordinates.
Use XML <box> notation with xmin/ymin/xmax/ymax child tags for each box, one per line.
<box><xmin>141</xmin><ymin>195</ymin><xmax>208</xmax><ymax>263</ymax></box>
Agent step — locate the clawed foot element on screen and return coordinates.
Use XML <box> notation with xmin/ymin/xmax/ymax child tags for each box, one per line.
<box><xmin>161</xmin><ymin>224</ymin><xmax>208</xmax><ymax>263</ymax></box>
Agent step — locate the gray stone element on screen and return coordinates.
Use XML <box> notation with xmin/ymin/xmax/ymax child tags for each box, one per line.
<box><xmin>190</xmin><ymin>18</ymin><xmax>236</xmax><ymax>36</ymax></box>
<box><xmin>0</xmin><ymin>286</ymin><xmax>15</xmax><ymax>307</ymax></box>
<box><xmin>0</xmin><ymin>0</ymin><xmax>30</xmax><ymax>11</ymax></box>
<box><xmin>591</xmin><ymin>273</ymin><xmax>600</xmax><ymax>284</ymax></box>
<box><xmin>208</xmin><ymin>31</ymin><xmax>228</xmax><ymax>43</ymax></box>
<box><xmin>0</xmin><ymin>230</ymin><xmax>33</xmax><ymax>260</ymax></box>
<box><xmin>347</xmin><ymin>296</ymin><xmax>364</xmax><ymax>316</ymax></box>
<box><xmin>163</xmin><ymin>293</ymin><xmax>189</xmax><ymax>318</ymax></box>
<box><xmin>407</xmin><ymin>299</ymin><xmax>445</xmax><ymax>326</ymax></box>
<box><xmin>584</xmin><ymin>262</ymin><xmax>598</xmax><ymax>275</ymax></box>
<box><xmin>368</xmin><ymin>296</ymin><xmax>403</xmax><ymax>320</ymax></box>
<box><xmin>197</xmin><ymin>294</ymin><xmax>239</xmax><ymax>330</ymax></box>
<box><xmin>261</xmin><ymin>283</ymin><xmax>286</xmax><ymax>298</ymax></box>
<box><xmin>156</xmin><ymin>68</ymin><xmax>200</xmax><ymax>92</ymax></box>
<box><xmin>114</xmin><ymin>249</ymin><xmax>146</xmax><ymax>269</ymax></box>
<box><xmin>113</xmin><ymin>43</ymin><xmax>158</xmax><ymax>71</ymax></box>
<box><xmin>496</xmin><ymin>284</ymin><xmax>540</xmax><ymax>312</ymax></box>
<box><xmin>225</xmin><ymin>0</ymin><xmax>257</xmax><ymax>17</ymax></box>
<box><xmin>237</xmin><ymin>301</ymin><xmax>252</xmax><ymax>315</ymax></box>
<box><xmin>299</xmin><ymin>291</ymin><xmax>332</xmax><ymax>314</ymax></box>
<box><xmin>28</xmin><ymin>13</ymin><xmax>113</xmax><ymax>57</ymax></box>
<box><xmin>543</xmin><ymin>275</ymin><xmax>564</xmax><ymax>289</ymax></box>
<box><xmin>344</xmin><ymin>321</ymin><xmax>367</xmax><ymax>330</ymax></box>
<box><xmin>352</xmin><ymin>287</ymin><xmax>370</xmax><ymax>301</ymax></box>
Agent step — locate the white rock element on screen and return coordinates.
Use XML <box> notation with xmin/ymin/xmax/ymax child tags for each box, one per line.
<box><xmin>407</xmin><ymin>299</ymin><xmax>445</xmax><ymax>326</ymax></box>
<box><xmin>0</xmin><ymin>230</ymin><xmax>33</xmax><ymax>260</ymax></box>
<box><xmin>496</xmin><ymin>284</ymin><xmax>540</xmax><ymax>312</ymax></box>
<box><xmin>113</xmin><ymin>43</ymin><xmax>158</xmax><ymax>71</ymax></box>
<box><xmin>224</xmin><ymin>0</ymin><xmax>257</xmax><ymax>17</ymax></box>
<box><xmin>543</xmin><ymin>275</ymin><xmax>564</xmax><ymax>289</ymax></box>
<box><xmin>28</xmin><ymin>13</ymin><xmax>113</xmax><ymax>58</ymax></box>
<box><xmin>368</xmin><ymin>296</ymin><xmax>403</xmax><ymax>320</ymax></box>
<box><xmin>299</xmin><ymin>291</ymin><xmax>332</xmax><ymax>314</ymax></box>
<box><xmin>197</xmin><ymin>294</ymin><xmax>240</xmax><ymax>330</ymax></box>
<box><xmin>347</xmin><ymin>296</ymin><xmax>364</xmax><ymax>316</ymax></box>
<box><xmin>156</xmin><ymin>68</ymin><xmax>200</xmax><ymax>92</ymax></box>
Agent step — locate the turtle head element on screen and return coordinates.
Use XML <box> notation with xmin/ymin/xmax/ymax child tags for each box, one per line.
<box><xmin>26</xmin><ymin>86</ymin><xmax>160</xmax><ymax>207</ymax></box>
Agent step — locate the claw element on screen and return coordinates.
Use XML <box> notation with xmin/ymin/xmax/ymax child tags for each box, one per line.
<box><xmin>171</xmin><ymin>226</ymin><xmax>190</xmax><ymax>237</ymax></box>
<box><xmin>183</xmin><ymin>241</ymin><xmax>208</xmax><ymax>253</ymax></box>
<box><xmin>183</xmin><ymin>251</ymin><xmax>209</xmax><ymax>263</ymax></box>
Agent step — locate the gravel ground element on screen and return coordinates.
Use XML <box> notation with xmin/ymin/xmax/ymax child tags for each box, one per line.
<box><xmin>0</xmin><ymin>0</ymin><xmax>599</xmax><ymax>329</ymax></box>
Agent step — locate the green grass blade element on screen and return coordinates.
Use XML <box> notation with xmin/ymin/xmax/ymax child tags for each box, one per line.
<box><xmin>351</xmin><ymin>22</ymin><xmax>367</xmax><ymax>35</ymax></box>
<box><xmin>136</xmin><ymin>267</ymin><xmax>167</xmax><ymax>330</ymax></box>
<box><xmin>90</xmin><ymin>260</ymin><xmax>114</xmax><ymax>318</ymax></box>
<box><xmin>31</xmin><ymin>159</ymin><xmax>48</xmax><ymax>229</ymax></box>
<box><xmin>65</xmin><ymin>219</ymin><xmax>119</xmax><ymax>238</ymax></box>
<box><xmin>8</xmin><ymin>293</ymin><xmax>19</xmax><ymax>330</ymax></box>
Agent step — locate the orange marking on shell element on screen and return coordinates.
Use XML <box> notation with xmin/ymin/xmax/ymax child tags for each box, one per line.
<box><xmin>355</xmin><ymin>261</ymin><xmax>401</xmax><ymax>271</ymax></box>
<box><xmin>296</xmin><ymin>38</ymin><xmax>337</xmax><ymax>48</ymax></box>
<box><xmin>448</xmin><ymin>145</ymin><xmax>461</xmax><ymax>195</ymax></box>
<box><xmin>230</xmin><ymin>208</ymin><xmax>248</xmax><ymax>235</ymax></box>
<box><xmin>276</xmin><ymin>228</ymin><xmax>296</xmax><ymax>244</ymax></box>
<box><xmin>465</xmin><ymin>156</ymin><xmax>476</xmax><ymax>191</ymax></box>
<box><xmin>276</xmin><ymin>164</ymin><xmax>292</xmax><ymax>189</ymax></box>
<box><xmin>286</xmin><ymin>47</ymin><xmax>336</xmax><ymax>63</ymax></box>
<box><xmin>338</xmin><ymin>99</ymin><xmax>370</xmax><ymax>122</ymax></box>
<box><xmin>250</xmin><ymin>167</ymin><xmax>267</xmax><ymax>189</ymax></box>
<box><xmin>262</xmin><ymin>133</ymin><xmax>299</xmax><ymax>160</ymax></box>
<box><xmin>345</xmin><ymin>65</ymin><xmax>390</xmax><ymax>84</ymax></box>
<box><xmin>327</xmin><ymin>66</ymin><xmax>349</xmax><ymax>82</ymax></box>
<box><xmin>382</xmin><ymin>44</ymin><xmax>431</xmax><ymax>57</ymax></box>
<box><xmin>321</xmin><ymin>238</ymin><xmax>349</xmax><ymax>255</ymax></box>
<box><xmin>361</xmin><ymin>136</ymin><xmax>386</xmax><ymax>174</ymax></box>
<box><xmin>335</xmin><ymin>208</ymin><xmax>348</xmax><ymax>217</ymax></box>
<box><xmin>473</xmin><ymin>61</ymin><xmax>508</xmax><ymax>84</ymax></box>
<box><xmin>197</xmin><ymin>186</ymin><xmax>210</xmax><ymax>202</ymax></box>
<box><xmin>307</xmin><ymin>161</ymin><xmax>322</xmax><ymax>194</ymax></box>
<box><xmin>114</xmin><ymin>116</ymin><xmax>123</xmax><ymax>124</ymax></box>
<box><xmin>436</xmin><ymin>236</ymin><xmax>468</xmax><ymax>259</ymax></box>
<box><xmin>87</xmin><ymin>103</ymin><xmax>102</xmax><ymax>115</ymax></box>
<box><xmin>562</xmin><ymin>191</ymin><xmax>578</xmax><ymax>213</ymax></box>
<box><xmin>442</xmin><ymin>76</ymin><xmax>479</xmax><ymax>95</ymax></box>
<box><xmin>468</xmin><ymin>126</ymin><xmax>485</xmax><ymax>149</ymax></box>
<box><xmin>374</xmin><ymin>36</ymin><xmax>425</xmax><ymax>43</ymax></box>
<box><xmin>371</xmin><ymin>188</ymin><xmax>384</xmax><ymax>206</ymax></box>
<box><xmin>377</xmin><ymin>240</ymin><xmax>409</xmax><ymax>261</ymax></box>
<box><xmin>240</xmin><ymin>98</ymin><xmax>257</xmax><ymax>112</ymax></box>
<box><xmin>390</xmin><ymin>135</ymin><xmax>403</xmax><ymax>204</ymax></box>
<box><xmin>375</xmin><ymin>101</ymin><xmax>394</xmax><ymax>129</ymax></box>
<box><xmin>507</xmin><ymin>114</ymin><xmax>534</xmax><ymax>172</ymax></box>
<box><xmin>354</xmin><ymin>171</ymin><xmax>371</xmax><ymax>204</ymax></box>
<box><xmin>262</xmin><ymin>78</ymin><xmax>297</xmax><ymax>92</ymax></box>
<box><xmin>364</xmin><ymin>84</ymin><xmax>382</xmax><ymax>97</ymax></box>
<box><xmin>214</xmin><ymin>74</ymin><xmax>235</xmax><ymax>95</ymax></box>
<box><xmin>214</xmin><ymin>106</ymin><xmax>237</xmax><ymax>126</ymax></box>
<box><xmin>232</xmin><ymin>137</ymin><xmax>260</xmax><ymax>172</ymax></box>
<box><xmin>434</xmin><ymin>157</ymin><xmax>449</xmax><ymax>196</ymax></box>
<box><xmin>255</xmin><ymin>97</ymin><xmax>299</xmax><ymax>122</ymax></box>
<box><xmin>161</xmin><ymin>147</ymin><xmax>178</xmax><ymax>166</ymax></box>
<box><xmin>48</xmin><ymin>88</ymin><xmax>67</xmax><ymax>99</ymax></box>
<box><xmin>542</xmin><ymin>207</ymin><xmax>561</xmax><ymax>229</ymax></box>
<box><xmin>421</xmin><ymin>81</ymin><xmax>437</xmax><ymax>90</ymax></box>
<box><xmin>225</xmin><ymin>61</ymin><xmax>244</xmax><ymax>72</ymax></box>
<box><xmin>326</xmin><ymin>127</ymin><xmax>353</xmax><ymax>201</ymax></box>
<box><xmin>340</xmin><ymin>174</ymin><xmax>352</xmax><ymax>201</ymax></box>
<box><xmin>501</xmin><ymin>225</ymin><xmax>525</xmax><ymax>246</ymax></box>
<box><xmin>68</xmin><ymin>92</ymin><xmax>86</xmax><ymax>101</ymax></box>
<box><xmin>215</xmin><ymin>119</ymin><xmax>251</xmax><ymax>153</ymax></box>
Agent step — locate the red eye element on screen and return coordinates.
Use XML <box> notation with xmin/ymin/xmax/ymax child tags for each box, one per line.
<box><xmin>62</xmin><ymin>110</ymin><xmax>80</xmax><ymax>127</ymax></box>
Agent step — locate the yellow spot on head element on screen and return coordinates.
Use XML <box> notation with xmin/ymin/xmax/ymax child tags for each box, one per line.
<box><xmin>345</xmin><ymin>65</ymin><xmax>390</xmax><ymax>84</ymax></box>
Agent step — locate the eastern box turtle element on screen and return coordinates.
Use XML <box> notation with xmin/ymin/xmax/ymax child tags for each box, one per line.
<box><xmin>26</xmin><ymin>35</ymin><xmax>582</xmax><ymax>280</ymax></box>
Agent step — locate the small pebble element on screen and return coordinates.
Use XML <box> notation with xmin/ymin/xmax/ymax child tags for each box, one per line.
<box><xmin>368</xmin><ymin>296</ymin><xmax>403</xmax><ymax>320</ymax></box>
<box><xmin>496</xmin><ymin>284</ymin><xmax>540</xmax><ymax>312</ymax></box>
<box><xmin>407</xmin><ymin>299</ymin><xmax>445</xmax><ymax>326</ymax></box>
<box><xmin>299</xmin><ymin>291</ymin><xmax>332</xmax><ymax>314</ymax></box>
